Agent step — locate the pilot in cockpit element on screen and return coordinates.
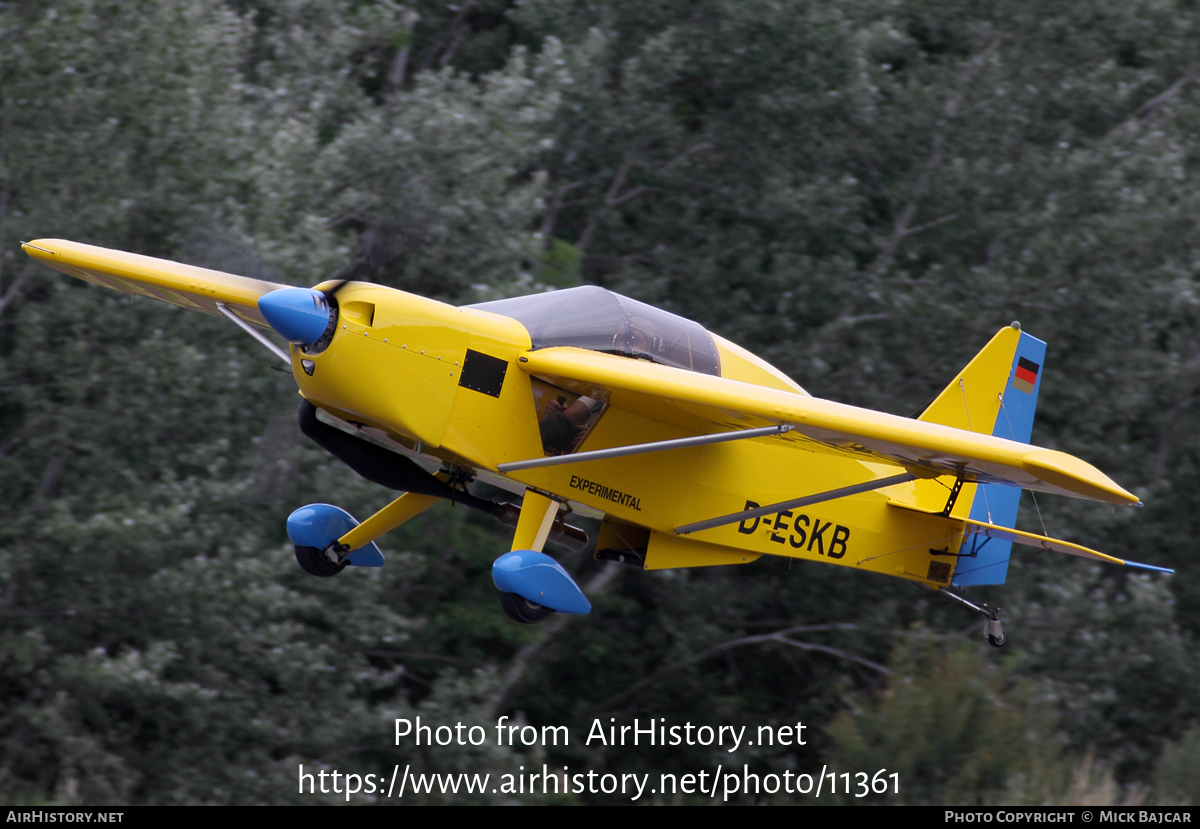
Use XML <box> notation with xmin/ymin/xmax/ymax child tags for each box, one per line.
<box><xmin>615</xmin><ymin>317</ymin><xmax>656</xmax><ymax>360</ymax></box>
<box><xmin>541</xmin><ymin>394</ymin><xmax>603</xmax><ymax>454</ymax></box>
<box><xmin>538</xmin><ymin>317</ymin><xmax>659</xmax><ymax>454</ymax></box>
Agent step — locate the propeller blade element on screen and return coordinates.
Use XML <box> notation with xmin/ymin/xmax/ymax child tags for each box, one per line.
<box><xmin>319</xmin><ymin>279</ymin><xmax>350</xmax><ymax>299</ymax></box>
<box><xmin>247</xmin><ymin>413</ymin><xmax>300</xmax><ymax>506</ymax></box>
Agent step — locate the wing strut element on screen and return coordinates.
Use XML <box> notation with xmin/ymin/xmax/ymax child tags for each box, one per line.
<box><xmin>675</xmin><ymin>472</ymin><xmax>917</xmax><ymax>536</ymax></box>
<box><xmin>496</xmin><ymin>424</ymin><xmax>793</xmax><ymax>472</ymax></box>
<box><xmin>216</xmin><ymin>301</ymin><xmax>291</xmax><ymax>365</ymax></box>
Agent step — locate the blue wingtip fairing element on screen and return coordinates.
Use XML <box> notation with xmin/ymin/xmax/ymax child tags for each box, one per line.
<box><xmin>258</xmin><ymin>287</ymin><xmax>331</xmax><ymax>345</ymax></box>
<box><xmin>492</xmin><ymin>551</ymin><xmax>591</xmax><ymax>614</ymax></box>
<box><xmin>286</xmin><ymin>503</ymin><xmax>384</xmax><ymax>567</ymax></box>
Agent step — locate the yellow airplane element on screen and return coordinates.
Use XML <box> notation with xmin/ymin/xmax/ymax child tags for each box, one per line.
<box><xmin>22</xmin><ymin>238</ymin><xmax>1172</xmax><ymax>646</ymax></box>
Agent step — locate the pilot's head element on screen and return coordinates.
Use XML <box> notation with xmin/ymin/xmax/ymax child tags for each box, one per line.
<box><xmin>539</xmin><ymin>413</ymin><xmax>577</xmax><ymax>455</ymax></box>
<box><xmin>620</xmin><ymin>316</ymin><xmax>656</xmax><ymax>356</ymax></box>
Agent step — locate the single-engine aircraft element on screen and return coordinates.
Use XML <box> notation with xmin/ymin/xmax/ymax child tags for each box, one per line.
<box><xmin>22</xmin><ymin>239</ymin><xmax>1173</xmax><ymax>645</ymax></box>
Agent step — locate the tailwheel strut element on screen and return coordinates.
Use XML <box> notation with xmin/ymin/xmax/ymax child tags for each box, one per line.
<box><xmin>926</xmin><ymin>585</ymin><xmax>1008</xmax><ymax>648</ymax></box>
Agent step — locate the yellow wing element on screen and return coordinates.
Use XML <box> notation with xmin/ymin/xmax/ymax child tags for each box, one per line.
<box><xmin>22</xmin><ymin>238</ymin><xmax>288</xmax><ymax>328</ymax></box>
<box><xmin>517</xmin><ymin>347</ymin><xmax>1138</xmax><ymax>506</ymax></box>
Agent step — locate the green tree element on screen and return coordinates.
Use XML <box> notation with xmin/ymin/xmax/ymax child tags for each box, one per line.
<box><xmin>5</xmin><ymin>0</ymin><xmax>1200</xmax><ymax>804</ymax></box>
<box><xmin>826</xmin><ymin>638</ymin><xmax>1063</xmax><ymax>805</ymax></box>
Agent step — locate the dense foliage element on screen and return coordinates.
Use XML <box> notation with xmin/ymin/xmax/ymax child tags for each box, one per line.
<box><xmin>2</xmin><ymin>0</ymin><xmax>1199</xmax><ymax>804</ymax></box>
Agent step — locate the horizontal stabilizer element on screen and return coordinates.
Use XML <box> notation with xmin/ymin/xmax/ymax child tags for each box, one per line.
<box><xmin>958</xmin><ymin>519</ymin><xmax>1173</xmax><ymax>575</ymax></box>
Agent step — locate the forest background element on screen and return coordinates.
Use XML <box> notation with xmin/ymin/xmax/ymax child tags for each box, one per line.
<box><xmin>2</xmin><ymin>0</ymin><xmax>1200</xmax><ymax>806</ymax></box>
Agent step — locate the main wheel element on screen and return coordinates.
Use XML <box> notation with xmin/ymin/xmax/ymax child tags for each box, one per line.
<box><xmin>499</xmin><ymin>591</ymin><xmax>555</xmax><ymax>624</ymax></box>
<box><xmin>987</xmin><ymin>627</ymin><xmax>1008</xmax><ymax>648</ymax></box>
<box><xmin>295</xmin><ymin>544</ymin><xmax>347</xmax><ymax>577</ymax></box>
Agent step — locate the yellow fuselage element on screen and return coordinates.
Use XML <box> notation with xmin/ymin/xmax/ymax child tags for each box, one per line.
<box><xmin>294</xmin><ymin>282</ymin><xmax>965</xmax><ymax>588</ymax></box>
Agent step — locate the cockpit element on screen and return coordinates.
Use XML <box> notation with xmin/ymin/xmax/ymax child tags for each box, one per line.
<box><xmin>467</xmin><ymin>285</ymin><xmax>721</xmax><ymax>376</ymax></box>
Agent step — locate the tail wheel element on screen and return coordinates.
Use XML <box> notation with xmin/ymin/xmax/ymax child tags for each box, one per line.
<box><xmin>294</xmin><ymin>545</ymin><xmax>347</xmax><ymax>577</ymax></box>
<box><xmin>987</xmin><ymin>627</ymin><xmax>1008</xmax><ymax>648</ymax></box>
<box><xmin>499</xmin><ymin>592</ymin><xmax>554</xmax><ymax>624</ymax></box>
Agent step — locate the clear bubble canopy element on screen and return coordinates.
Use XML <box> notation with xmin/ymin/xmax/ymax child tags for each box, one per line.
<box><xmin>467</xmin><ymin>286</ymin><xmax>721</xmax><ymax>376</ymax></box>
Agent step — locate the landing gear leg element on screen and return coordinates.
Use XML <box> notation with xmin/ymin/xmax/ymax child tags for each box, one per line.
<box><xmin>496</xmin><ymin>490</ymin><xmax>560</xmax><ymax>624</ymax></box>
<box><xmin>509</xmin><ymin>490</ymin><xmax>560</xmax><ymax>553</ymax></box>
<box><xmin>335</xmin><ymin>491</ymin><xmax>441</xmax><ymax>554</ymax></box>
<box><xmin>491</xmin><ymin>490</ymin><xmax>591</xmax><ymax>624</ymax></box>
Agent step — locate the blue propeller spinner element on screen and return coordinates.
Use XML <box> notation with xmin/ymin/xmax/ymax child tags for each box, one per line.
<box><xmin>258</xmin><ymin>287</ymin><xmax>332</xmax><ymax>345</ymax></box>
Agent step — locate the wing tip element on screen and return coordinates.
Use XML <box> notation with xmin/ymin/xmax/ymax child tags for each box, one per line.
<box><xmin>21</xmin><ymin>240</ymin><xmax>56</xmax><ymax>256</ymax></box>
<box><xmin>1020</xmin><ymin>447</ymin><xmax>1140</xmax><ymax>505</ymax></box>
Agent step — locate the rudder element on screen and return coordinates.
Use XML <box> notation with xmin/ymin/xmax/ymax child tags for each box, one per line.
<box><xmin>898</xmin><ymin>323</ymin><xmax>1046</xmax><ymax>585</ymax></box>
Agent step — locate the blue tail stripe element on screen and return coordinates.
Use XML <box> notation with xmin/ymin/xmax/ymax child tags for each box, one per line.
<box><xmin>953</xmin><ymin>332</ymin><xmax>1046</xmax><ymax>587</ymax></box>
<box><xmin>954</xmin><ymin>487</ymin><xmax>1019</xmax><ymax>585</ymax></box>
<box><xmin>992</xmin><ymin>333</ymin><xmax>1045</xmax><ymax>444</ymax></box>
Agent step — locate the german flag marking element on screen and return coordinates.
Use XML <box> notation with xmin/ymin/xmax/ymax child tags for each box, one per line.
<box><xmin>1013</xmin><ymin>356</ymin><xmax>1040</xmax><ymax>394</ymax></box>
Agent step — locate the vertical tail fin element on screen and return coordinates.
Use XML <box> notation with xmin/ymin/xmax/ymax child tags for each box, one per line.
<box><xmin>897</xmin><ymin>323</ymin><xmax>1046</xmax><ymax>585</ymax></box>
